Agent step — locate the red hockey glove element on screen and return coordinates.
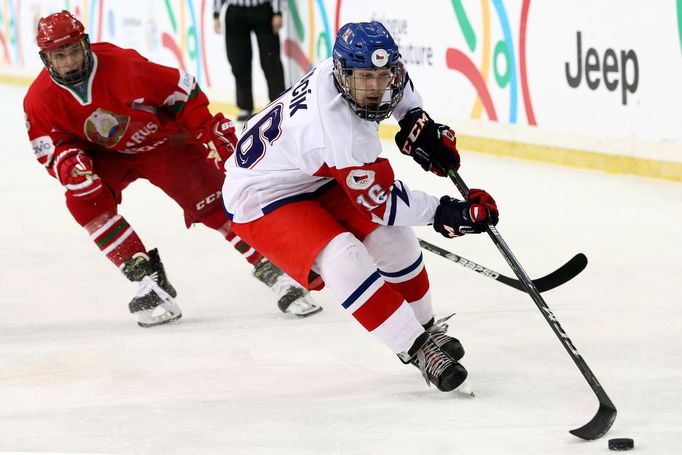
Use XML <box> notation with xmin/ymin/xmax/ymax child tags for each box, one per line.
<box><xmin>395</xmin><ymin>107</ymin><xmax>460</xmax><ymax>177</ymax></box>
<box><xmin>433</xmin><ymin>189</ymin><xmax>499</xmax><ymax>238</ymax></box>
<box><xmin>54</xmin><ymin>148</ymin><xmax>104</xmax><ymax>199</ymax></box>
<box><xmin>194</xmin><ymin>113</ymin><xmax>237</xmax><ymax>170</ymax></box>
<box><xmin>468</xmin><ymin>188</ymin><xmax>498</xmax><ymax>218</ymax></box>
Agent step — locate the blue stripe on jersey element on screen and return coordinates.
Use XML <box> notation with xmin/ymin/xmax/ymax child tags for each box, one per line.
<box><xmin>378</xmin><ymin>252</ymin><xmax>423</xmax><ymax>278</ymax></box>
<box><xmin>262</xmin><ymin>180</ymin><xmax>336</xmax><ymax>215</ymax></box>
<box><xmin>388</xmin><ymin>194</ymin><xmax>397</xmax><ymax>225</ymax></box>
<box><xmin>341</xmin><ymin>271</ymin><xmax>381</xmax><ymax>309</ymax></box>
<box><xmin>405</xmin><ymin>71</ymin><xmax>414</xmax><ymax>92</ymax></box>
<box><xmin>387</xmin><ymin>181</ymin><xmax>410</xmax><ymax>225</ymax></box>
<box><xmin>223</xmin><ymin>200</ymin><xmax>234</xmax><ymax>220</ymax></box>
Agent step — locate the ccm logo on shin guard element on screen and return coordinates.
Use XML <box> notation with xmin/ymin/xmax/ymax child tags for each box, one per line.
<box><xmin>196</xmin><ymin>191</ymin><xmax>222</xmax><ymax>210</ymax></box>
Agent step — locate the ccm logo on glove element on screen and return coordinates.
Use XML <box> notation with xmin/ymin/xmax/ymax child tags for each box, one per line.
<box><xmin>395</xmin><ymin>108</ymin><xmax>461</xmax><ymax>176</ymax></box>
<box><xmin>399</xmin><ymin>111</ymin><xmax>430</xmax><ymax>155</ymax></box>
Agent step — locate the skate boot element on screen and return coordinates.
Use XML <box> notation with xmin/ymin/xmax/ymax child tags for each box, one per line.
<box><xmin>252</xmin><ymin>258</ymin><xmax>322</xmax><ymax>317</ymax></box>
<box><xmin>398</xmin><ymin>332</ymin><xmax>468</xmax><ymax>392</ymax></box>
<box><xmin>121</xmin><ymin>249</ymin><xmax>182</xmax><ymax>328</ymax></box>
<box><xmin>423</xmin><ymin>314</ymin><xmax>465</xmax><ymax>361</ymax></box>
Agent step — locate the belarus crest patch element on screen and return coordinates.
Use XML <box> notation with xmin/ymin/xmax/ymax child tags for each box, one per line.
<box><xmin>84</xmin><ymin>108</ymin><xmax>130</xmax><ymax>148</ymax></box>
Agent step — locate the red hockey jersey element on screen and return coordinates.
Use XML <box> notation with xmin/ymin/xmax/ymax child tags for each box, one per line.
<box><xmin>24</xmin><ymin>42</ymin><xmax>213</xmax><ymax>178</ymax></box>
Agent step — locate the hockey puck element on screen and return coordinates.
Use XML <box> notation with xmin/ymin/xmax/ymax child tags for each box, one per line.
<box><xmin>608</xmin><ymin>438</ymin><xmax>634</xmax><ymax>450</ymax></box>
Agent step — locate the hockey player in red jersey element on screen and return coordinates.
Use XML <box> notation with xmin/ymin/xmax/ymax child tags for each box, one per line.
<box><xmin>23</xmin><ymin>10</ymin><xmax>321</xmax><ymax>327</ymax></box>
<box><xmin>222</xmin><ymin>21</ymin><xmax>500</xmax><ymax>392</ymax></box>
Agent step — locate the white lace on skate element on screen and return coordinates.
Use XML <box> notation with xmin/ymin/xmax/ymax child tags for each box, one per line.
<box><xmin>134</xmin><ymin>274</ymin><xmax>183</xmax><ymax>328</ymax></box>
<box><xmin>414</xmin><ymin>339</ymin><xmax>454</xmax><ymax>387</ymax></box>
<box><xmin>271</xmin><ymin>273</ymin><xmax>322</xmax><ymax>317</ymax></box>
<box><xmin>427</xmin><ymin>313</ymin><xmax>454</xmax><ymax>334</ymax></box>
<box><xmin>426</xmin><ymin>313</ymin><xmax>459</xmax><ymax>355</ymax></box>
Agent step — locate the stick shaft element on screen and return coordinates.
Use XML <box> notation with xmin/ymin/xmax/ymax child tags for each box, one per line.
<box><xmin>448</xmin><ymin>169</ymin><xmax>615</xmax><ymax>439</ymax></box>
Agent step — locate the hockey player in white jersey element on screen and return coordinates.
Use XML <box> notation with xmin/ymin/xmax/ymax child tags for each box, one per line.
<box><xmin>222</xmin><ymin>21</ymin><xmax>499</xmax><ymax>391</ymax></box>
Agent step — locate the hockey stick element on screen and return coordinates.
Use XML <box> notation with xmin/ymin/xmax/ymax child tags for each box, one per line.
<box><xmin>447</xmin><ymin>169</ymin><xmax>616</xmax><ymax>440</ymax></box>
<box><xmin>417</xmin><ymin>238</ymin><xmax>587</xmax><ymax>293</ymax></box>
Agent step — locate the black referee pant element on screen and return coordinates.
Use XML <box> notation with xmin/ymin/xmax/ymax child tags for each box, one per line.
<box><xmin>224</xmin><ymin>4</ymin><xmax>285</xmax><ymax>113</ymax></box>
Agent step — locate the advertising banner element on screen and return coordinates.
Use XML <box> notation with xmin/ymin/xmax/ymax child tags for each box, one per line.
<box><xmin>1</xmin><ymin>0</ymin><xmax>680</xmax><ymax>166</ymax></box>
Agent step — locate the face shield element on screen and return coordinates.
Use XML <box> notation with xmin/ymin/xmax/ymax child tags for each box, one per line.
<box><xmin>40</xmin><ymin>37</ymin><xmax>93</xmax><ymax>85</ymax></box>
<box><xmin>332</xmin><ymin>21</ymin><xmax>405</xmax><ymax>122</ymax></box>
<box><xmin>334</xmin><ymin>60</ymin><xmax>405</xmax><ymax>121</ymax></box>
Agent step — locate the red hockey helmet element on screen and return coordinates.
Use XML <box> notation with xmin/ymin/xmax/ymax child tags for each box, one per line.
<box><xmin>37</xmin><ymin>10</ymin><xmax>93</xmax><ymax>85</ymax></box>
<box><xmin>36</xmin><ymin>10</ymin><xmax>85</xmax><ymax>52</ymax></box>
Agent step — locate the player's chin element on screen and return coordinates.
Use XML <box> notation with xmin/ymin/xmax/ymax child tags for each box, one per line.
<box><xmin>361</xmin><ymin>100</ymin><xmax>382</xmax><ymax>110</ymax></box>
<box><xmin>63</xmin><ymin>69</ymin><xmax>81</xmax><ymax>78</ymax></box>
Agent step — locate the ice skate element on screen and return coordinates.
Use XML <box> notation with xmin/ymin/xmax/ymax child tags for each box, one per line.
<box><xmin>423</xmin><ymin>314</ymin><xmax>465</xmax><ymax>361</ymax></box>
<box><xmin>122</xmin><ymin>249</ymin><xmax>182</xmax><ymax>327</ymax></box>
<box><xmin>252</xmin><ymin>258</ymin><xmax>322</xmax><ymax>317</ymax></box>
<box><xmin>399</xmin><ymin>332</ymin><xmax>468</xmax><ymax>392</ymax></box>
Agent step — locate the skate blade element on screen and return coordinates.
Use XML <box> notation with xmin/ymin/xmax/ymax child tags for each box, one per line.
<box><xmin>455</xmin><ymin>380</ymin><xmax>475</xmax><ymax>397</ymax></box>
<box><xmin>137</xmin><ymin>312</ymin><xmax>182</xmax><ymax>328</ymax></box>
<box><xmin>288</xmin><ymin>301</ymin><xmax>323</xmax><ymax>318</ymax></box>
<box><xmin>136</xmin><ymin>303</ymin><xmax>183</xmax><ymax>328</ymax></box>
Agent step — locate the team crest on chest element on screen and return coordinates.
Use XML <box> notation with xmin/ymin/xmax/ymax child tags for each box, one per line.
<box><xmin>346</xmin><ymin>169</ymin><xmax>375</xmax><ymax>190</ymax></box>
<box><xmin>83</xmin><ymin>108</ymin><xmax>130</xmax><ymax>148</ymax></box>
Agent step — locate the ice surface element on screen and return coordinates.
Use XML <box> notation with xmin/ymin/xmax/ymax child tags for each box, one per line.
<box><xmin>1</xmin><ymin>84</ymin><xmax>680</xmax><ymax>454</ymax></box>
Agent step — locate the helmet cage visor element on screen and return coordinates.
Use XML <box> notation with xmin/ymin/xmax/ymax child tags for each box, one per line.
<box><xmin>334</xmin><ymin>59</ymin><xmax>405</xmax><ymax>121</ymax></box>
<box><xmin>39</xmin><ymin>36</ymin><xmax>94</xmax><ymax>85</ymax></box>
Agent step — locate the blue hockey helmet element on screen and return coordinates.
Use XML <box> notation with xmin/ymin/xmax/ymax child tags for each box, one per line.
<box><xmin>332</xmin><ymin>21</ymin><xmax>405</xmax><ymax>121</ymax></box>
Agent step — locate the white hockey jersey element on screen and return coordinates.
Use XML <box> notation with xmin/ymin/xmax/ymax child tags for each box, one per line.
<box><xmin>222</xmin><ymin>58</ymin><xmax>440</xmax><ymax>226</ymax></box>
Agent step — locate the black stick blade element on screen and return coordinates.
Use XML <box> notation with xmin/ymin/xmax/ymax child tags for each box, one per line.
<box><xmin>495</xmin><ymin>253</ymin><xmax>588</xmax><ymax>292</ymax></box>
<box><xmin>531</xmin><ymin>253</ymin><xmax>588</xmax><ymax>292</ymax></box>
<box><xmin>569</xmin><ymin>402</ymin><xmax>617</xmax><ymax>440</ymax></box>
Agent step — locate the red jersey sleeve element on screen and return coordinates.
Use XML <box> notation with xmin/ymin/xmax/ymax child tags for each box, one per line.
<box><xmin>322</xmin><ymin>158</ymin><xmax>396</xmax><ymax>221</ymax></box>
<box><xmin>23</xmin><ymin>74</ymin><xmax>86</xmax><ymax>178</ymax></box>
<box><xmin>318</xmin><ymin>158</ymin><xmax>439</xmax><ymax>227</ymax></box>
<box><xmin>121</xmin><ymin>48</ymin><xmax>213</xmax><ymax>132</ymax></box>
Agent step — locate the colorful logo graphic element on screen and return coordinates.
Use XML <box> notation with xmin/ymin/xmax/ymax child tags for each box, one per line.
<box><xmin>446</xmin><ymin>0</ymin><xmax>535</xmax><ymax>125</ymax></box>
<box><xmin>282</xmin><ymin>0</ymin><xmax>337</xmax><ymax>72</ymax></box>
<box><xmin>84</xmin><ymin>107</ymin><xmax>129</xmax><ymax>148</ymax></box>
<box><xmin>0</xmin><ymin>0</ymin><xmax>211</xmax><ymax>86</ymax></box>
<box><xmin>4</xmin><ymin>0</ymin><xmax>681</xmax><ymax>127</ymax></box>
<box><xmin>156</xmin><ymin>0</ymin><xmax>211</xmax><ymax>87</ymax></box>
<box><xmin>278</xmin><ymin>0</ymin><xmax>536</xmax><ymax>125</ymax></box>
<box><xmin>0</xmin><ymin>0</ymin><xmax>24</xmax><ymax>67</ymax></box>
<box><xmin>96</xmin><ymin>1</ymin><xmax>210</xmax><ymax>87</ymax></box>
